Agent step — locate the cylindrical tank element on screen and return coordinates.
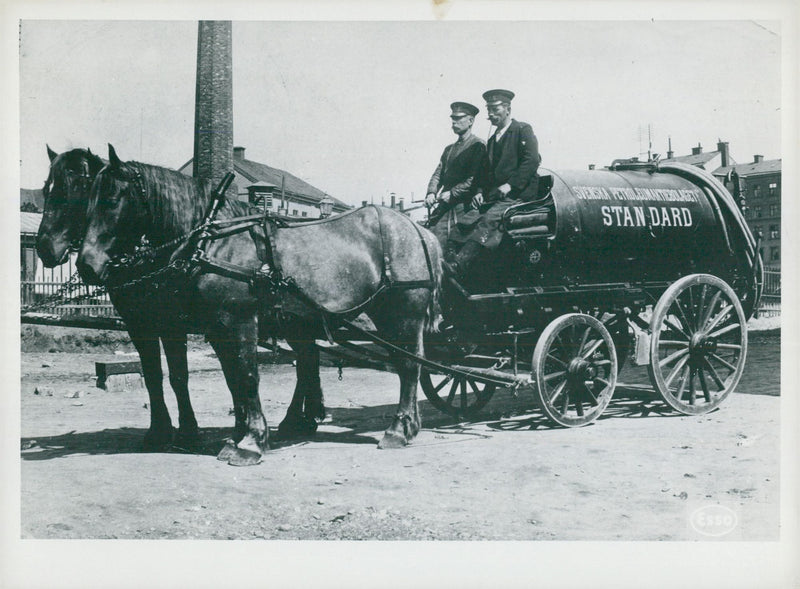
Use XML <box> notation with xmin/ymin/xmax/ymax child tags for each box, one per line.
<box><xmin>516</xmin><ymin>165</ymin><xmax>757</xmax><ymax>305</ymax></box>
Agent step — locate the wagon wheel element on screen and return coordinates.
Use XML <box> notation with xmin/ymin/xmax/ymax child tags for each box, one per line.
<box><xmin>532</xmin><ymin>313</ymin><xmax>618</xmax><ymax>427</ymax></box>
<box><xmin>419</xmin><ymin>368</ymin><xmax>497</xmax><ymax>421</ymax></box>
<box><xmin>648</xmin><ymin>274</ymin><xmax>747</xmax><ymax>415</ymax></box>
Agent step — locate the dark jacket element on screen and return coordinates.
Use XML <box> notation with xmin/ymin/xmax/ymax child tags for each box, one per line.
<box><xmin>427</xmin><ymin>133</ymin><xmax>486</xmax><ymax>206</ymax></box>
<box><xmin>480</xmin><ymin>119</ymin><xmax>541</xmax><ymax>202</ymax></box>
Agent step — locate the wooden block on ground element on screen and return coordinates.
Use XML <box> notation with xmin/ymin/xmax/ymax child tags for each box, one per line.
<box><xmin>96</xmin><ymin>360</ymin><xmax>143</xmax><ymax>390</ymax></box>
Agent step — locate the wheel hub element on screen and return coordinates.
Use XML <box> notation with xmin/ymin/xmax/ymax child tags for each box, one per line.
<box><xmin>567</xmin><ymin>358</ymin><xmax>597</xmax><ymax>381</ymax></box>
<box><xmin>689</xmin><ymin>332</ymin><xmax>717</xmax><ymax>363</ymax></box>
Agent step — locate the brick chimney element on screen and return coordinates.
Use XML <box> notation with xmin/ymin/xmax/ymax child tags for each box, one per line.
<box><xmin>691</xmin><ymin>143</ymin><xmax>703</xmax><ymax>156</ymax></box>
<box><xmin>193</xmin><ymin>21</ymin><xmax>236</xmax><ymax>193</ymax></box>
<box><xmin>233</xmin><ymin>146</ymin><xmax>245</xmax><ymax>160</ymax></box>
<box><xmin>753</xmin><ymin>154</ymin><xmax>764</xmax><ymax>163</ymax></box>
<box><xmin>717</xmin><ymin>140</ymin><xmax>729</xmax><ymax>168</ymax></box>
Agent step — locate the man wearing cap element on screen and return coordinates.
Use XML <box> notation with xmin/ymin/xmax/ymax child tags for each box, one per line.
<box><xmin>446</xmin><ymin>89</ymin><xmax>541</xmax><ymax>279</ymax></box>
<box><xmin>425</xmin><ymin>101</ymin><xmax>486</xmax><ymax>253</ymax></box>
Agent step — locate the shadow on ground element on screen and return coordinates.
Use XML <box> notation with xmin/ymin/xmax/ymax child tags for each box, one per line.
<box><xmin>20</xmin><ymin>386</ymin><xmax>687</xmax><ymax>461</ymax></box>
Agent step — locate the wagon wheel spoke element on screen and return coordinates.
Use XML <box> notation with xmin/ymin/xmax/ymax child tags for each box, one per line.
<box><xmin>663</xmin><ymin>317</ymin><xmax>690</xmax><ymax>340</ymax></box>
<box><xmin>698</xmin><ymin>368</ymin><xmax>712</xmax><ymax>403</ymax></box>
<box><xmin>708</xmin><ymin>322</ymin><xmax>740</xmax><ymax>339</ymax></box>
<box><xmin>696</xmin><ymin>284</ymin><xmax>708</xmax><ymax>330</ymax></box>
<box><xmin>578</xmin><ymin>327</ymin><xmax>591</xmax><ymax>357</ymax></box>
<box><xmin>658</xmin><ymin>346</ymin><xmax>689</xmax><ymax>369</ymax></box>
<box><xmin>583</xmin><ymin>383</ymin><xmax>599</xmax><ymax>406</ymax></box>
<box><xmin>593</xmin><ymin>359</ymin><xmax>612</xmax><ymax>367</ymax></box>
<box><xmin>594</xmin><ymin>377</ymin><xmax>610</xmax><ymax>389</ymax></box>
<box><xmin>544</xmin><ymin>370</ymin><xmax>567</xmax><ymax>382</ymax></box>
<box><xmin>580</xmin><ymin>338</ymin><xmax>603</xmax><ymax>360</ymax></box>
<box><xmin>446</xmin><ymin>378</ymin><xmax>459</xmax><ymax>405</ymax></box>
<box><xmin>659</xmin><ymin>339</ymin><xmax>690</xmax><ymax>347</ymax></box>
<box><xmin>675</xmin><ymin>365</ymin><xmax>690</xmax><ymax>401</ymax></box>
<box><xmin>704</xmin><ymin>303</ymin><xmax>734</xmax><ymax>334</ymax></box>
<box><xmin>549</xmin><ymin>379</ymin><xmax>568</xmax><ymax>405</ymax></box>
<box><xmin>664</xmin><ymin>354</ymin><xmax>690</xmax><ymax>388</ymax></box>
<box><xmin>546</xmin><ymin>353</ymin><xmax>567</xmax><ymax>368</ymax></box>
<box><xmin>673</xmin><ymin>297</ymin><xmax>695</xmax><ymax>337</ymax></box>
<box><xmin>709</xmin><ymin>352</ymin><xmax>737</xmax><ymax>372</ymax></box>
<box><xmin>715</xmin><ymin>343</ymin><xmax>742</xmax><ymax>351</ymax></box>
<box><xmin>701</xmin><ymin>291</ymin><xmax>723</xmax><ymax>328</ymax></box>
<box><xmin>574</xmin><ymin>395</ymin><xmax>584</xmax><ymax>417</ymax></box>
<box><xmin>687</xmin><ymin>367</ymin><xmax>697</xmax><ymax>405</ymax></box>
<box><xmin>432</xmin><ymin>374</ymin><xmax>453</xmax><ymax>394</ymax></box>
<box><xmin>702</xmin><ymin>358</ymin><xmax>726</xmax><ymax>391</ymax></box>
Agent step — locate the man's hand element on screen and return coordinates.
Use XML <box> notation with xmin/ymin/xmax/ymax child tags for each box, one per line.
<box><xmin>472</xmin><ymin>193</ymin><xmax>484</xmax><ymax>208</ymax></box>
<box><xmin>425</xmin><ymin>192</ymin><xmax>437</xmax><ymax>207</ymax></box>
<box><xmin>497</xmin><ymin>183</ymin><xmax>512</xmax><ymax>197</ymax></box>
<box><xmin>440</xmin><ymin>190</ymin><xmax>451</xmax><ymax>203</ymax></box>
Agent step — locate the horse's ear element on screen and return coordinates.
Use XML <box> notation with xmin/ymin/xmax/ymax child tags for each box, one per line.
<box><xmin>108</xmin><ymin>144</ymin><xmax>122</xmax><ymax>168</ymax></box>
<box><xmin>47</xmin><ymin>145</ymin><xmax>57</xmax><ymax>162</ymax></box>
<box><xmin>87</xmin><ymin>147</ymin><xmax>94</xmax><ymax>157</ymax></box>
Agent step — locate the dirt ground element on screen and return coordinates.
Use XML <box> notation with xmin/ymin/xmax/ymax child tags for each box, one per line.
<box><xmin>16</xmin><ymin>323</ymin><xmax>782</xmax><ymax>545</ymax></box>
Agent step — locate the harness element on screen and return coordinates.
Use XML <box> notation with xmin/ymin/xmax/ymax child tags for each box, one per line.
<box><xmin>109</xmin><ymin>173</ymin><xmax>437</xmax><ymax>340</ymax></box>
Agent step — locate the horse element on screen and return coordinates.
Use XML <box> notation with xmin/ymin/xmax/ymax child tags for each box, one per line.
<box><xmin>77</xmin><ymin>145</ymin><xmax>442</xmax><ymax>466</ymax></box>
<box><xmin>36</xmin><ymin>147</ymin><xmax>200</xmax><ymax>450</ymax></box>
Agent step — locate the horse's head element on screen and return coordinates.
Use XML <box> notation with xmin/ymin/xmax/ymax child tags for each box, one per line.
<box><xmin>36</xmin><ymin>146</ymin><xmax>105</xmax><ymax>267</ymax></box>
<box><xmin>77</xmin><ymin>144</ymin><xmax>150</xmax><ymax>285</ymax></box>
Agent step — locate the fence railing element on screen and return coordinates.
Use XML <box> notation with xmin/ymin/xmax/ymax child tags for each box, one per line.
<box><xmin>758</xmin><ymin>266</ymin><xmax>781</xmax><ymax>318</ymax></box>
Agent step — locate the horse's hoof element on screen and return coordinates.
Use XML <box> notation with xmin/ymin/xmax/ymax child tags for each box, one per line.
<box><xmin>377</xmin><ymin>432</ymin><xmax>408</xmax><ymax>449</ymax></box>
<box><xmin>142</xmin><ymin>427</ymin><xmax>174</xmax><ymax>452</ymax></box>
<box><xmin>277</xmin><ymin>414</ymin><xmax>318</xmax><ymax>439</ymax></box>
<box><xmin>216</xmin><ymin>440</ymin><xmax>238</xmax><ymax>461</ymax></box>
<box><xmin>227</xmin><ymin>448</ymin><xmax>263</xmax><ymax>466</ymax></box>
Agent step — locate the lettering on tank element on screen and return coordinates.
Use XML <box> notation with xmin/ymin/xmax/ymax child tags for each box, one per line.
<box><xmin>571</xmin><ymin>185</ymin><xmax>702</xmax><ymax>228</ymax></box>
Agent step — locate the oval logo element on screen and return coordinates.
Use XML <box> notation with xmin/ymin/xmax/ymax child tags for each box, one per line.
<box><xmin>690</xmin><ymin>505</ymin><xmax>738</xmax><ymax>537</ymax></box>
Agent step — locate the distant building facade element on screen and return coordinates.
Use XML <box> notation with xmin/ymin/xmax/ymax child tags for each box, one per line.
<box><xmin>178</xmin><ymin>146</ymin><xmax>350</xmax><ymax>219</ymax></box>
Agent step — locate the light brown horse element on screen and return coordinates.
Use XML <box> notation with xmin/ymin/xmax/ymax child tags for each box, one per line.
<box><xmin>77</xmin><ymin>145</ymin><xmax>441</xmax><ymax>466</ymax></box>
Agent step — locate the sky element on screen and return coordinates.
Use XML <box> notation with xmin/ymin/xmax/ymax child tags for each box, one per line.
<box><xmin>18</xmin><ymin>18</ymin><xmax>782</xmax><ymax>207</ymax></box>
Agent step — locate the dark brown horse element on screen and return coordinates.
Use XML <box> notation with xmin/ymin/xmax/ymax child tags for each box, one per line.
<box><xmin>77</xmin><ymin>145</ymin><xmax>441</xmax><ymax>466</ymax></box>
<box><xmin>36</xmin><ymin>147</ymin><xmax>199</xmax><ymax>450</ymax></box>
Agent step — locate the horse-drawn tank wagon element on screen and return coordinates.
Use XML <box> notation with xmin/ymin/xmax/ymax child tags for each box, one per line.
<box><xmin>419</xmin><ymin>159</ymin><xmax>762</xmax><ymax>427</ymax></box>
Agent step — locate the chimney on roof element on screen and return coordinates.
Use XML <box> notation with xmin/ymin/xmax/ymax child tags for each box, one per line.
<box><xmin>717</xmin><ymin>140</ymin><xmax>729</xmax><ymax>168</ymax></box>
<box><xmin>399</xmin><ymin>197</ymin><xmax>404</xmax><ymax>212</ymax></box>
<box><xmin>588</xmin><ymin>164</ymin><xmax>595</xmax><ymax>170</ymax></box>
<box><xmin>666</xmin><ymin>137</ymin><xmax>673</xmax><ymax>159</ymax></box>
<box><xmin>233</xmin><ymin>146</ymin><xmax>245</xmax><ymax>160</ymax></box>
<box><xmin>691</xmin><ymin>143</ymin><xmax>702</xmax><ymax>156</ymax></box>
<box><xmin>390</xmin><ymin>193</ymin><xmax>396</xmax><ymax>209</ymax></box>
<box><xmin>753</xmin><ymin>154</ymin><xmax>764</xmax><ymax>163</ymax></box>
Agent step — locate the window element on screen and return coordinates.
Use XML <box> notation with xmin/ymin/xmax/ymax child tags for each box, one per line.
<box><xmin>752</xmin><ymin>225</ymin><xmax>762</xmax><ymax>238</ymax></box>
<box><xmin>769</xmin><ymin>204</ymin><xmax>779</xmax><ymax>217</ymax></box>
<box><xmin>753</xmin><ymin>206</ymin><xmax>762</xmax><ymax>218</ymax></box>
<box><xmin>769</xmin><ymin>225</ymin><xmax>779</xmax><ymax>240</ymax></box>
<box><xmin>301</xmin><ymin>211</ymin><xmax>308</xmax><ymax>217</ymax></box>
<box><xmin>770</xmin><ymin>246</ymin><xmax>780</xmax><ymax>262</ymax></box>
<box><xmin>752</xmin><ymin>185</ymin><xmax>761</xmax><ymax>199</ymax></box>
<box><xmin>769</xmin><ymin>182</ymin><xmax>778</xmax><ymax>197</ymax></box>
<box><xmin>292</xmin><ymin>209</ymin><xmax>298</xmax><ymax>216</ymax></box>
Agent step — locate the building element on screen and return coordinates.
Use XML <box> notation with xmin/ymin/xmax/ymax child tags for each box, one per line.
<box><xmin>178</xmin><ymin>146</ymin><xmax>351</xmax><ymax>219</ymax></box>
<box><xmin>714</xmin><ymin>155</ymin><xmax>782</xmax><ymax>269</ymax></box>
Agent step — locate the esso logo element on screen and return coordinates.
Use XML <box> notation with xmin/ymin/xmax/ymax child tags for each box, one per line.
<box><xmin>690</xmin><ymin>505</ymin><xmax>738</xmax><ymax>537</ymax></box>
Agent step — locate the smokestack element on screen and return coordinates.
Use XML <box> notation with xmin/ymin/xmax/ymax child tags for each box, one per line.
<box><xmin>717</xmin><ymin>140</ymin><xmax>729</xmax><ymax>168</ymax></box>
<box><xmin>666</xmin><ymin>137</ymin><xmax>673</xmax><ymax>159</ymax></box>
<box><xmin>753</xmin><ymin>154</ymin><xmax>764</xmax><ymax>163</ymax></box>
<box><xmin>193</xmin><ymin>21</ymin><xmax>236</xmax><ymax>194</ymax></box>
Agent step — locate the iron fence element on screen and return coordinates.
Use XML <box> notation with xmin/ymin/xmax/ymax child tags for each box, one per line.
<box><xmin>758</xmin><ymin>265</ymin><xmax>781</xmax><ymax>318</ymax></box>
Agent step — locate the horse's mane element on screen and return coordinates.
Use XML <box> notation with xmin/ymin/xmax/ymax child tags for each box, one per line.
<box><xmin>128</xmin><ymin>161</ymin><xmax>212</xmax><ymax>241</ymax></box>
